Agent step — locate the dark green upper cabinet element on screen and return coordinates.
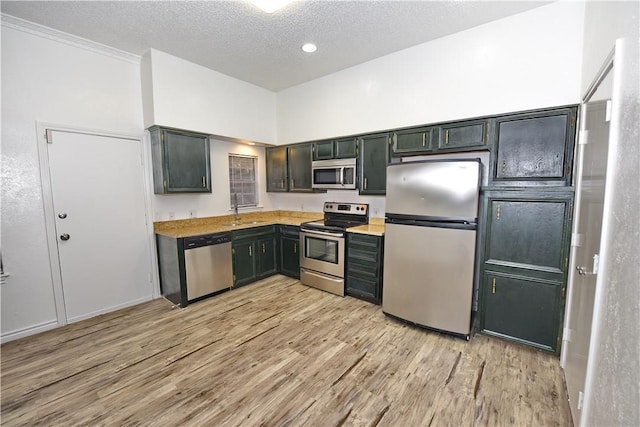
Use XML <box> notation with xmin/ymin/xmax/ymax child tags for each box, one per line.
<box><xmin>266</xmin><ymin>146</ymin><xmax>288</xmax><ymax>192</ymax></box>
<box><xmin>312</xmin><ymin>140</ymin><xmax>334</xmax><ymax>160</ymax></box>
<box><xmin>149</xmin><ymin>126</ymin><xmax>211</xmax><ymax>194</ymax></box>
<box><xmin>359</xmin><ymin>133</ymin><xmax>389</xmax><ymax>195</ymax></box>
<box><xmin>490</xmin><ymin>106</ymin><xmax>577</xmax><ymax>186</ymax></box>
<box><xmin>439</xmin><ymin>119</ymin><xmax>492</xmax><ymax>150</ymax></box>
<box><xmin>390</xmin><ymin>126</ymin><xmax>437</xmax><ymax>156</ymax></box>
<box><xmin>312</xmin><ymin>138</ymin><xmax>358</xmax><ymax>160</ymax></box>
<box><xmin>288</xmin><ymin>143</ymin><xmax>314</xmax><ymax>192</ymax></box>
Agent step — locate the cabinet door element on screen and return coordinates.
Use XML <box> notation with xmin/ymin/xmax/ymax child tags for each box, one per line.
<box><xmin>484</xmin><ymin>196</ymin><xmax>572</xmax><ymax>274</ymax></box>
<box><xmin>312</xmin><ymin>141</ymin><xmax>334</xmax><ymax>160</ymax></box>
<box><xmin>287</xmin><ymin>144</ymin><xmax>313</xmax><ymax>192</ymax></box>
<box><xmin>266</xmin><ymin>146</ymin><xmax>288</xmax><ymax>192</ymax></box>
<box><xmin>334</xmin><ymin>138</ymin><xmax>358</xmax><ymax>158</ymax></box>
<box><xmin>439</xmin><ymin>120</ymin><xmax>490</xmax><ymax>150</ymax></box>
<box><xmin>491</xmin><ymin>107</ymin><xmax>577</xmax><ymax>186</ymax></box>
<box><xmin>150</xmin><ymin>127</ymin><xmax>211</xmax><ymax>194</ymax></box>
<box><xmin>481</xmin><ymin>272</ymin><xmax>562</xmax><ymax>351</ymax></box>
<box><xmin>391</xmin><ymin>127</ymin><xmax>435</xmax><ymax>155</ymax></box>
<box><xmin>232</xmin><ymin>240</ymin><xmax>256</xmax><ymax>287</ymax></box>
<box><xmin>257</xmin><ymin>236</ymin><xmax>277</xmax><ymax>277</ymax></box>
<box><xmin>280</xmin><ymin>236</ymin><xmax>300</xmax><ymax>278</ymax></box>
<box><xmin>359</xmin><ymin>134</ymin><xmax>389</xmax><ymax>195</ymax></box>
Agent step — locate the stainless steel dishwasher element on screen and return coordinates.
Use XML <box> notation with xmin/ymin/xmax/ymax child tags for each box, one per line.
<box><xmin>184</xmin><ymin>232</ymin><xmax>233</xmax><ymax>301</ymax></box>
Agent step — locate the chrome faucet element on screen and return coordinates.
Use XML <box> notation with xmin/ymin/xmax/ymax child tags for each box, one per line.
<box><xmin>233</xmin><ymin>193</ymin><xmax>241</xmax><ymax>222</ymax></box>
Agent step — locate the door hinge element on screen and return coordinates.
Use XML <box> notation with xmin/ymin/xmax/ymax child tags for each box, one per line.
<box><xmin>565</xmin><ymin>257</ymin><xmax>569</xmax><ymax>269</ymax></box>
<box><xmin>579</xmin><ymin>130</ymin><xmax>589</xmax><ymax>145</ymax></box>
<box><xmin>577</xmin><ymin>391</ymin><xmax>584</xmax><ymax>410</ymax></box>
<box><xmin>45</xmin><ymin>129</ymin><xmax>54</xmax><ymax>144</ymax></box>
<box><xmin>496</xmin><ymin>203</ymin><xmax>501</xmax><ymax>220</ymax></box>
<box><xmin>491</xmin><ymin>277</ymin><xmax>496</xmax><ymax>294</ymax></box>
<box><xmin>562</xmin><ymin>286</ymin><xmax>566</xmax><ymax>298</ymax></box>
<box><xmin>232</xmin><ymin>248</ymin><xmax>235</xmax><ymax>255</ymax></box>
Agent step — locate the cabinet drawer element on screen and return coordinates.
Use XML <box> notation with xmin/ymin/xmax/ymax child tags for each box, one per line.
<box><xmin>347</xmin><ymin>261</ymin><xmax>379</xmax><ymax>279</ymax></box>
<box><xmin>347</xmin><ymin>247</ymin><xmax>379</xmax><ymax>264</ymax></box>
<box><xmin>232</xmin><ymin>225</ymin><xmax>276</xmax><ymax>240</ymax></box>
<box><xmin>279</xmin><ymin>225</ymin><xmax>300</xmax><ymax>238</ymax></box>
<box><xmin>346</xmin><ymin>275</ymin><xmax>381</xmax><ymax>304</ymax></box>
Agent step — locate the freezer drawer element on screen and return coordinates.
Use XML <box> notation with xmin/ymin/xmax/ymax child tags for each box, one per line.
<box><xmin>382</xmin><ymin>223</ymin><xmax>476</xmax><ymax>336</ymax></box>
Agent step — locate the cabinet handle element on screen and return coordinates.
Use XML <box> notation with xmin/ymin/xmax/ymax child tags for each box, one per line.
<box><xmin>249</xmin><ymin>246</ymin><xmax>252</xmax><ymax>256</ymax></box>
<box><xmin>202</xmin><ymin>176</ymin><xmax>206</xmax><ymax>188</ymax></box>
<box><xmin>163</xmin><ymin>180</ymin><xmax>167</xmax><ymax>190</ymax></box>
<box><xmin>262</xmin><ymin>243</ymin><xmax>265</xmax><ymax>253</ymax></box>
<box><xmin>501</xmin><ymin>160</ymin><xmax>507</xmax><ymax>175</ymax></box>
<box><xmin>445</xmin><ymin>130</ymin><xmax>449</xmax><ymax>145</ymax></box>
<box><xmin>485</xmin><ymin>122</ymin><xmax>490</xmax><ymax>142</ymax></box>
<box><xmin>496</xmin><ymin>204</ymin><xmax>501</xmax><ymax>220</ymax></box>
<box><xmin>291</xmin><ymin>179</ymin><xmax>295</xmax><ymax>189</ymax></box>
<box><xmin>294</xmin><ymin>243</ymin><xmax>297</xmax><ymax>254</ymax></box>
<box><xmin>422</xmin><ymin>133</ymin><xmax>426</xmax><ymax>147</ymax></box>
<box><xmin>364</xmin><ymin>177</ymin><xmax>368</xmax><ymax>190</ymax></box>
<box><xmin>492</xmin><ymin>278</ymin><xmax>496</xmax><ymax>294</ymax></box>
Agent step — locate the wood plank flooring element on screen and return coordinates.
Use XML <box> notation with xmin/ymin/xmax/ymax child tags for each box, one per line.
<box><xmin>1</xmin><ymin>275</ymin><xmax>572</xmax><ymax>426</ymax></box>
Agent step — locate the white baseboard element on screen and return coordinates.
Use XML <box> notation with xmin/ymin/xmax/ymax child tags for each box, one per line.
<box><xmin>1</xmin><ymin>319</ymin><xmax>60</xmax><ymax>344</ymax></box>
<box><xmin>1</xmin><ymin>296</ymin><xmax>156</xmax><ymax>343</ymax></box>
<box><xmin>66</xmin><ymin>295</ymin><xmax>154</xmax><ymax>324</ymax></box>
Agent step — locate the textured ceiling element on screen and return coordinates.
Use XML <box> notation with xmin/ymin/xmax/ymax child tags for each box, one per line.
<box><xmin>1</xmin><ymin>1</ymin><xmax>549</xmax><ymax>91</ymax></box>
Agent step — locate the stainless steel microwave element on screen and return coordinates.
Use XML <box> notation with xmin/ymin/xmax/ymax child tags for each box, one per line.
<box><xmin>311</xmin><ymin>158</ymin><xmax>357</xmax><ymax>189</ymax></box>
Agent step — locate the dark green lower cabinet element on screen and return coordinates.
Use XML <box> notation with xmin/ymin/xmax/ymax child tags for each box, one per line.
<box><xmin>481</xmin><ymin>272</ymin><xmax>562</xmax><ymax>352</ymax></box>
<box><xmin>257</xmin><ymin>236</ymin><xmax>277</xmax><ymax>276</ymax></box>
<box><xmin>232</xmin><ymin>240</ymin><xmax>257</xmax><ymax>287</ymax></box>
<box><xmin>232</xmin><ymin>226</ymin><xmax>277</xmax><ymax>287</ymax></box>
<box><xmin>279</xmin><ymin>225</ymin><xmax>300</xmax><ymax>279</ymax></box>
<box><xmin>346</xmin><ymin>233</ymin><xmax>384</xmax><ymax>304</ymax></box>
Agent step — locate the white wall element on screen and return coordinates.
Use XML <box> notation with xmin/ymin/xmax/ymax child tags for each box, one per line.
<box><xmin>276</xmin><ymin>1</ymin><xmax>585</xmax><ymax>144</ymax></box>
<box><xmin>142</xmin><ymin>49</ymin><xmax>277</xmax><ymax>144</ymax></box>
<box><xmin>151</xmin><ymin>139</ymin><xmax>275</xmax><ymax>221</ymax></box>
<box><xmin>1</xmin><ymin>20</ymin><xmax>146</xmax><ymax>338</ymax></box>
<box><xmin>579</xmin><ymin>2</ymin><xmax>640</xmax><ymax>426</ymax></box>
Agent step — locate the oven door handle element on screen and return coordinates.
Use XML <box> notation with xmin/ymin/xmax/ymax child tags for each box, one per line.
<box><xmin>301</xmin><ymin>229</ymin><xmax>344</xmax><ymax>238</ymax></box>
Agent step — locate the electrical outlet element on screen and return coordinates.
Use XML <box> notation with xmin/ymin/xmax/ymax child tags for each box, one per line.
<box><xmin>189</xmin><ymin>210</ymin><xmax>197</xmax><ymax>218</ymax></box>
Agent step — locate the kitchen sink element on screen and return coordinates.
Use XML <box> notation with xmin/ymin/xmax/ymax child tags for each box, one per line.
<box><xmin>221</xmin><ymin>220</ymin><xmax>265</xmax><ymax>226</ymax></box>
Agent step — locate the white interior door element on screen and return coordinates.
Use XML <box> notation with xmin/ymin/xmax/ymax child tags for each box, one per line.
<box><xmin>561</xmin><ymin>60</ymin><xmax>613</xmax><ymax>424</ymax></box>
<box><xmin>46</xmin><ymin>129</ymin><xmax>153</xmax><ymax>322</ymax></box>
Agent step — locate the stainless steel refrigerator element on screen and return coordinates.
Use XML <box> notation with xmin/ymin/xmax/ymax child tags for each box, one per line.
<box><xmin>382</xmin><ymin>158</ymin><xmax>481</xmax><ymax>338</ymax></box>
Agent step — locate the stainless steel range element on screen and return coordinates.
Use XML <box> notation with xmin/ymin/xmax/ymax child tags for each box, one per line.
<box><xmin>299</xmin><ymin>202</ymin><xmax>369</xmax><ymax>296</ymax></box>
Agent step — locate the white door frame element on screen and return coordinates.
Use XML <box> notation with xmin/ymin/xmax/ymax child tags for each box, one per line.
<box><xmin>561</xmin><ymin>39</ymin><xmax>625</xmax><ymax>426</ymax></box>
<box><xmin>35</xmin><ymin>122</ymin><xmax>159</xmax><ymax>326</ymax></box>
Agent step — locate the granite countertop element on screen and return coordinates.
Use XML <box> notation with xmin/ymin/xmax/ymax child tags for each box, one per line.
<box><xmin>154</xmin><ymin>210</ymin><xmax>385</xmax><ymax>238</ymax></box>
<box><xmin>346</xmin><ymin>218</ymin><xmax>385</xmax><ymax>236</ymax></box>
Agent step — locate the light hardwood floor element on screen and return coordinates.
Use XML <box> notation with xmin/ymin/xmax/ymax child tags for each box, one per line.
<box><xmin>1</xmin><ymin>275</ymin><xmax>572</xmax><ymax>426</ymax></box>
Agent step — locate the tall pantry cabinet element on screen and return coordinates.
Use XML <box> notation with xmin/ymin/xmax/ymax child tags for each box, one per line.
<box><xmin>478</xmin><ymin>106</ymin><xmax>578</xmax><ymax>352</ymax></box>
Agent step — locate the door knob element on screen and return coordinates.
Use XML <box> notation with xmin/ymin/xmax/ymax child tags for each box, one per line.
<box><xmin>58</xmin><ymin>213</ymin><xmax>67</xmax><ymax>219</ymax></box>
<box><xmin>60</xmin><ymin>233</ymin><xmax>70</xmax><ymax>241</ymax></box>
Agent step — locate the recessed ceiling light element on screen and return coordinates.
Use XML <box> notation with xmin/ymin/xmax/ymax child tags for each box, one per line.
<box><xmin>302</xmin><ymin>43</ymin><xmax>317</xmax><ymax>53</ymax></box>
<box><xmin>250</xmin><ymin>0</ymin><xmax>293</xmax><ymax>13</ymax></box>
